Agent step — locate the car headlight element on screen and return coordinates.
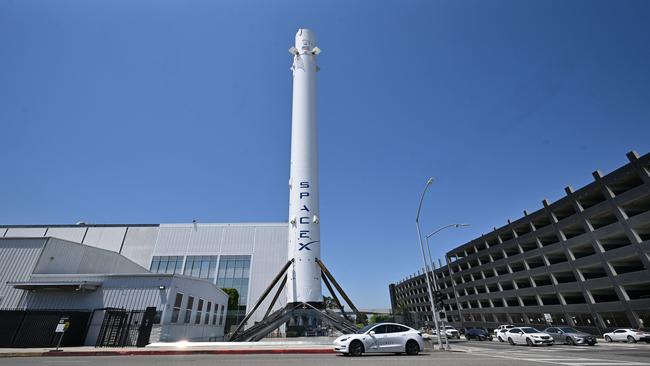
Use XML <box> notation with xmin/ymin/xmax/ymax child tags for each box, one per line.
<box><xmin>339</xmin><ymin>338</ymin><xmax>349</xmax><ymax>342</ymax></box>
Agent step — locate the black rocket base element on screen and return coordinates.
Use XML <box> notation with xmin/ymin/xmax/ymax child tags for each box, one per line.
<box><xmin>229</xmin><ymin>259</ymin><xmax>360</xmax><ymax>342</ymax></box>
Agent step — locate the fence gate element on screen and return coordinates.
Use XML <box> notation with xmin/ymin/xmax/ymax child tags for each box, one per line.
<box><xmin>96</xmin><ymin>308</ymin><xmax>156</xmax><ymax>347</ymax></box>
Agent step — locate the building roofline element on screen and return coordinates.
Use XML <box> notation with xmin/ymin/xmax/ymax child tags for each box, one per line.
<box><xmin>1</xmin><ymin>222</ymin><xmax>289</xmax><ymax>229</ymax></box>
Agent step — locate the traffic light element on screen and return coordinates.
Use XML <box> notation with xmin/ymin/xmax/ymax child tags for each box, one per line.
<box><xmin>433</xmin><ymin>291</ymin><xmax>444</xmax><ymax>309</ymax></box>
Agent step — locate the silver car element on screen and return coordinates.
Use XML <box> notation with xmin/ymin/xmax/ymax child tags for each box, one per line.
<box><xmin>543</xmin><ymin>327</ymin><xmax>597</xmax><ymax>346</ymax></box>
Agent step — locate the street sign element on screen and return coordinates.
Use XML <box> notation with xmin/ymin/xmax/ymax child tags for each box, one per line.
<box><xmin>51</xmin><ymin>317</ymin><xmax>70</xmax><ymax>352</ymax></box>
<box><xmin>544</xmin><ymin>313</ymin><xmax>552</xmax><ymax>323</ymax></box>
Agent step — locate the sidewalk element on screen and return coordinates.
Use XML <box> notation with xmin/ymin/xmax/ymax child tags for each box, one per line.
<box><xmin>0</xmin><ymin>337</ymin><xmax>341</xmax><ymax>358</ymax></box>
<box><xmin>0</xmin><ymin>337</ymin><xmax>447</xmax><ymax>358</ymax></box>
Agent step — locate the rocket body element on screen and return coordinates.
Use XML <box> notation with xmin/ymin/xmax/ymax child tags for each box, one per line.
<box><xmin>287</xmin><ymin>29</ymin><xmax>322</xmax><ymax>305</ymax></box>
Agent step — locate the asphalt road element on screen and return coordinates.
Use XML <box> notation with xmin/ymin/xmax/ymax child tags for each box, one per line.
<box><xmin>3</xmin><ymin>340</ymin><xmax>650</xmax><ymax>366</ymax></box>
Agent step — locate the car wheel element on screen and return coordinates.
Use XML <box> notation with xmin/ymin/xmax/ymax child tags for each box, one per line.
<box><xmin>349</xmin><ymin>341</ymin><xmax>364</xmax><ymax>357</ymax></box>
<box><xmin>526</xmin><ymin>338</ymin><xmax>533</xmax><ymax>347</ymax></box>
<box><xmin>405</xmin><ymin>340</ymin><xmax>420</xmax><ymax>356</ymax></box>
<box><xmin>508</xmin><ymin>338</ymin><xmax>515</xmax><ymax>345</ymax></box>
<box><xmin>567</xmin><ymin>337</ymin><xmax>575</xmax><ymax>346</ymax></box>
<box><xmin>627</xmin><ymin>336</ymin><xmax>637</xmax><ymax>344</ymax></box>
<box><xmin>499</xmin><ymin>336</ymin><xmax>504</xmax><ymax>343</ymax></box>
<box><xmin>605</xmin><ymin>336</ymin><xmax>612</xmax><ymax>343</ymax></box>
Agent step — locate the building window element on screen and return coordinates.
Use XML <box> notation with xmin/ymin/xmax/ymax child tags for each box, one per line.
<box><xmin>184</xmin><ymin>296</ymin><xmax>195</xmax><ymax>324</ymax></box>
<box><xmin>510</xmin><ymin>313</ymin><xmax>525</xmax><ymax>324</ymax></box>
<box><xmin>195</xmin><ymin>299</ymin><xmax>204</xmax><ymax>324</ymax></box>
<box><xmin>212</xmin><ymin>305</ymin><xmax>219</xmax><ymax>325</ymax></box>
<box><xmin>219</xmin><ymin>304</ymin><xmax>225</xmax><ymax>326</ymax></box>
<box><xmin>150</xmin><ymin>256</ymin><xmax>184</xmax><ymax>274</ymax></box>
<box><xmin>171</xmin><ymin>293</ymin><xmax>183</xmax><ymax>323</ymax></box>
<box><xmin>216</xmin><ymin>255</ymin><xmax>251</xmax><ymax>306</ymax></box>
<box><xmin>600</xmin><ymin>312</ymin><xmax>631</xmax><ymax>328</ymax></box>
<box><xmin>527</xmin><ymin>313</ymin><xmax>544</xmax><ymax>324</ymax></box>
<box><xmin>205</xmin><ymin>302</ymin><xmax>212</xmax><ymax>325</ymax></box>
<box><xmin>184</xmin><ymin>256</ymin><xmax>219</xmax><ymax>280</ymax></box>
<box><xmin>570</xmin><ymin>313</ymin><xmax>596</xmax><ymax>327</ymax></box>
<box><xmin>550</xmin><ymin>313</ymin><xmax>568</xmax><ymax>325</ymax></box>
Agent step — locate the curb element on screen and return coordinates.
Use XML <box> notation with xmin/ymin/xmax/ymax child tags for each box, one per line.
<box><xmin>0</xmin><ymin>349</ymin><xmax>336</xmax><ymax>358</ymax></box>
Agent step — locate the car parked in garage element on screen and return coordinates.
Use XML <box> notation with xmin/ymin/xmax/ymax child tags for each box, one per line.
<box><xmin>543</xmin><ymin>327</ymin><xmax>597</xmax><ymax>345</ymax></box>
<box><xmin>333</xmin><ymin>323</ymin><xmax>425</xmax><ymax>356</ymax></box>
<box><xmin>603</xmin><ymin>329</ymin><xmax>650</xmax><ymax>343</ymax></box>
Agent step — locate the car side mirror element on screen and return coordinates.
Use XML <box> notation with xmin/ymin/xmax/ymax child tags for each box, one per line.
<box><xmin>558</xmin><ymin>331</ymin><xmax>563</xmax><ymax>334</ymax></box>
<box><xmin>369</xmin><ymin>331</ymin><xmax>376</xmax><ymax>337</ymax></box>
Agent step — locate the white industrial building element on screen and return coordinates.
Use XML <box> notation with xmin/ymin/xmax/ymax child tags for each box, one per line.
<box><xmin>0</xmin><ymin>222</ymin><xmax>288</xmax><ymax>346</ymax></box>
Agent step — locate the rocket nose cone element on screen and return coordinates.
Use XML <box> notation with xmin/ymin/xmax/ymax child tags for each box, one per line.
<box><xmin>295</xmin><ymin>28</ymin><xmax>317</xmax><ymax>51</ymax></box>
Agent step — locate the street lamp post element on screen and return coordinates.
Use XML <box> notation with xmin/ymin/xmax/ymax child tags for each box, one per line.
<box><xmin>415</xmin><ymin>177</ymin><xmax>443</xmax><ymax>350</ymax></box>
<box><xmin>425</xmin><ymin>224</ymin><xmax>470</xmax><ymax>350</ymax></box>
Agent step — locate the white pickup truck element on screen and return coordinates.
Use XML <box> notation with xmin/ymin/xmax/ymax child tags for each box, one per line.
<box><xmin>494</xmin><ymin>325</ymin><xmax>515</xmax><ymax>342</ymax></box>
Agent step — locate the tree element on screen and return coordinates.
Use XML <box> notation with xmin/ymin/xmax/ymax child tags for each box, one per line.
<box><xmin>222</xmin><ymin>288</ymin><xmax>240</xmax><ymax>310</ymax></box>
<box><xmin>323</xmin><ymin>296</ymin><xmax>336</xmax><ymax>309</ymax></box>
<box><xmin>370</xmin><ymin>314</ymin><xmax>390</xmax><ymax>324</ymax></box>
<box><xmin>356</xmin><ymin>312</ymin><xmax>368</xmax><ymax>326</ymax></box>
<box><xmin>396</xmin><ymin>302</ymin><xmax>414</xmax><ymax>327</ymax></box>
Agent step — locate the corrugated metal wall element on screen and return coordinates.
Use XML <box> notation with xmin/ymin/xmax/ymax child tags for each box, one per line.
<box><xmin>187</xmin><ymin>225</ymin><xmax>225</xmax><ymax>254</ymax></box>
<box><xmin>32</xmin><ymin>238</ymin><xmax>148</xmax><ymax>275</ymax></box>
<box><xmin>4</xmin><ymin>227</ymin><xmax>47</xmax><ymax>237</ymax></box>
<box><xmin>44</xmin><ymin>227</ymin><xmax>87</xmax><ymax>243</ymax></box>
<box><xmin>22</xmin><ymin>276</ymin><xmax>172</xmax><ymax>310</ymax></box>
<box><xmin>153</xmin><ymin>225</ymin><xmax>192</xmax><ymax>256</ymax></box>
<box><xmin>248</xmin><ymin>225</ymin><xmax>289</xmax><ymax>324</ymax></box>
<box><xmin>119</xmin><ymin>227</ymin><xmax>159</xmax><ymax>268</ymax></box>
<box><xmin>221</xmin><ymin>225</ymin><xmax>256</xmax><ymax>254</ymax></box>
<box><xmin>1</xmin><ymin>223</ymin><xmax>288</xmax><ymax>314</ymax></box>
<box><xmin>82</xmin><ymin>227</ymin><xmax>127</xmax><ymax>252</ymax></box>
<box><xmin>0</xmin><ymin>238</ymin><xmax>46</xmax><ymax>309</ymax></box>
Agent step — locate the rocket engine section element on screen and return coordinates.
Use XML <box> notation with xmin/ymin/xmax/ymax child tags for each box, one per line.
<box><xmin>287</xmin><ymin>29</ymin><xmax>322</xmax><ymax>305</ymax></box>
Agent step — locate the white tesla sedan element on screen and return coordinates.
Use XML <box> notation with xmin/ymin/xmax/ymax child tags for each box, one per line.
<box><xmin>505</xmin><ymin>327</ymin><xmax>554</xmax><ymax>346</ymax></box>
<box><xmin>333</xmin><ymin>323</ymin><xmax>425</xmax><ymax>356</ymax></box>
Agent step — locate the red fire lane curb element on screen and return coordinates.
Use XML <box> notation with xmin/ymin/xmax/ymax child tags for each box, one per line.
<box><xmin>1</xmin><ymin>349</ymin><xmax>336</xmax><ymax>358</ymax></box>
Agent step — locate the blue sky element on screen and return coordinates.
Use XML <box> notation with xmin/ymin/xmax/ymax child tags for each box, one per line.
<box><xmin>1</xmin><ymin>0</ymin><xmax>649</xmax><ymax>308</ymax></box>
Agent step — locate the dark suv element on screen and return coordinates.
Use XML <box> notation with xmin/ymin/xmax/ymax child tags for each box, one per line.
<box><xmin>464</xmin><ymin>328</ymin><xmax>493</xmax><ymax>341</ymax></box>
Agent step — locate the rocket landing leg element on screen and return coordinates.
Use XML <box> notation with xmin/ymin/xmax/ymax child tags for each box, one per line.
<box><xmin>229</xmin><ymin>259</ymin><xmax>359</xmax><ymax>342</ymax></box>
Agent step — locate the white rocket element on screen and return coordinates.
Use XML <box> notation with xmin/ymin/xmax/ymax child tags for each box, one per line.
<box><xmin>287</xmin><ymin>29</ymin><xmax>323</xmax><ymax>305</ymax></box>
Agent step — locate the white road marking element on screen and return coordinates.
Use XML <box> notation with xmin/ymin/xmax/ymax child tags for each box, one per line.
<box><xmin>461</xmin><ymin>345</ymin><xmax>650</xmax><ymax>366</ymax></box>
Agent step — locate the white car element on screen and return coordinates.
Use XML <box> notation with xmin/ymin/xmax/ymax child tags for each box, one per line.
<box><xmin>505</xmin><ymin>327</ymin><xmax>554</xmax><ymax>346</ymax></box>
<box><xmin>494</xmin><ymin>324</ymin><xmax>515</xmax><ymax>340</ymax></box>
<box><xmin>603</xmin><ymin>329</ymin><xmax>650</xmax><ymax>343</ymax></box>
<box><xmin>431</xmin><ymin>325</ymin><xmax>460</xmax><ymax>339</ymax></box>
<box><xmin>333</xmin><ymin>323</ymin><xmax>425</xmax><ymax>356</ymax></box>
<box><xmin>496</xmin><ymin>328</ymin><xmax>511</xmax><ymax>342</ymax></box>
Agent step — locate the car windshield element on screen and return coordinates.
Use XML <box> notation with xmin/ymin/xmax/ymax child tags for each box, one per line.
<box><xmin>559</xmin><ymin>327</ymin><xmax>579</xmax><ymax>333</ymax></box>
<box><xmin>521</xmin><ymin>327</ymin><xmax>540</xmax><ymax>334</ymax></box>
<box><xmin>357</xmin><ymin>324</ymin><xmax>377</xmax><ymax>334</ymax></box>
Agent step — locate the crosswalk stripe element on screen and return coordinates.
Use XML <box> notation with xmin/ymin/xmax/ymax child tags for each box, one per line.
<box><xmin>470</xmin><ymin>349</ymin><xmax>650</xmax><ymax>366</ymax></box>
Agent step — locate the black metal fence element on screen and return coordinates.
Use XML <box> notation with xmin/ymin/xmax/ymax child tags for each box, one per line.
<box><xmin>0</xmin><ymin>309</ymin><xmax>90</xmax><ymax>348</ymax></box>
<box><xmin>95</xmin><ymin>307</ymin><xmax>156</xmax><ymax>347</ymax></box>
